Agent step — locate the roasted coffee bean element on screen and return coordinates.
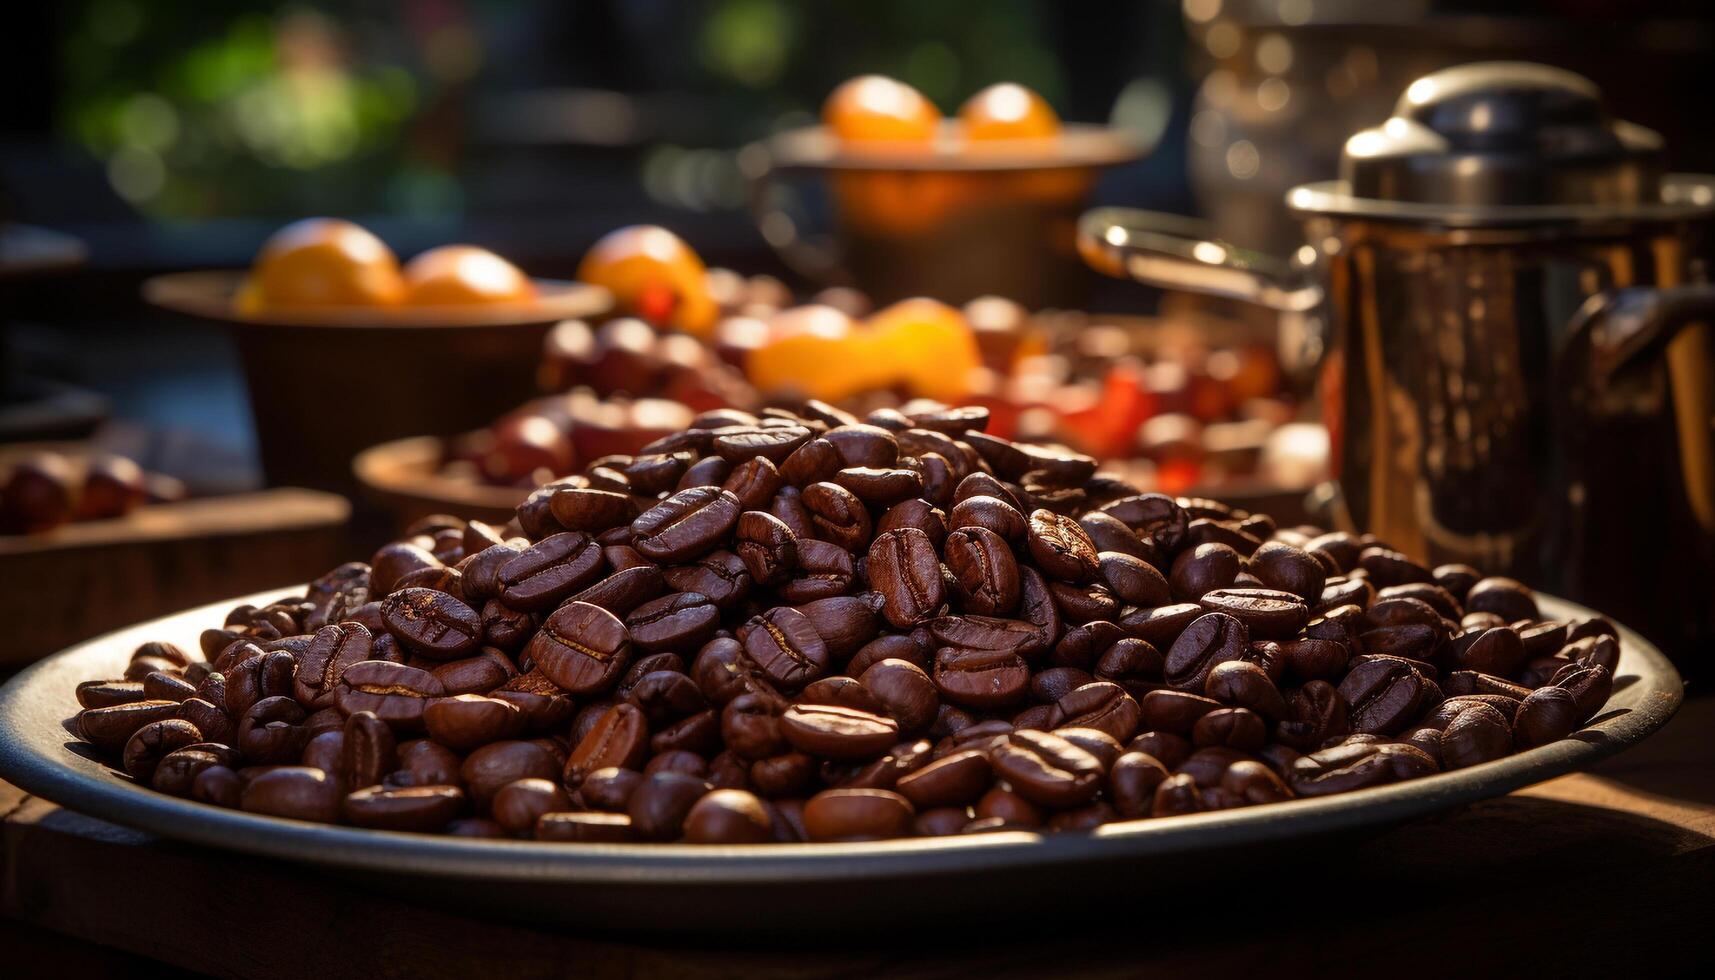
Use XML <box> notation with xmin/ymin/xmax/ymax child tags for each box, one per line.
<box><xmin>295</xmin><ymin>623</ymin><xmax>374</xmax><ymax>709</ymax></box>
<box><xmin>78</xmin><ymin>700</ymin><xmax>184</xmax><ymax>752</ymax></box>
<box><xmin>1550</xmin><ymin>662</ymin><xmax>1613</xmax><ymax>721</ymax></box>
<box><xmin>370</xmin><ymin>542</ymin><xmax>441</xmax><ymax>596</ymax></box>
<box><xmin>868</xmin><ymin>528</ymin><xmax>945</xmax><ymax>628</ymax></box>
<box><xmin>989</xmin><ymin>730</ymin><xmax>1102</xmax><ymax>807</ymax></box>
<box><xmin>565</xmin><ymin>703</ymin><xmax>649</xmax><ymax>787</ymax></box>
<box><xmin>122</xmin><ymin>718</ymin><xmax>202</xmax><ymax>781</ymax></box>
<box><xmin>238</xmin><ymin>696</ymin><xmax>309</xmax><ymax>764</ymax></box>
<box><xmin>1290</xmin><ymin>741</ymin><xmax>1437</xmax><ymax>796</ymax></box>
<box><xmin>628</xmin><ymin>771</ymin><xmax>713</xmax><ymax>840</ymax></box>
<box><xmin>1055</xmin><ymin>682</ymin><xmax>1141</xmax><ymax>743</ymax></box>
<box><xmin>858</xmin><ymin>659</ymin><xmax>939</xmax><ymax>733</ymax></box>
<box><xmin>780</xmin><ymin>703</ymin><xmax>900</xmax><ymax>759</ymax></box>
<box><xmin>802</xmin><ymin>481</ymin><xmax>873</xmax><ymax>551</ymax></box>
<box><xmin>1338</xmin><ymin>657</ymin><xmax>1435</xmax><ymax>736</ymax></box>
<box><xmin>1025</xmin><ymin>510</ymin><xmax>1099</xmax><ymax>584</ymax></box>
<box><xmin>1098</xmin><ymin>552</ymin><xmax>1171</xmax><ymax>607</ymax></box>
<box><xmin>1192</xmin><ymin>707</ymin><xmax>1267</xmax><ymax>751</ymax></box>
<box><xmin>491</xmin><ymin>778</ymin><xmax>572</xmax><ymax>834</ymax></box>
<box><xmin>226</xmin><ymin>651</ymin><xmax>297</xmax><ymax>717</ymax></box>
<box><xmin>242</xmin><ymin>766</ymin><xmax>342</xmax><ymax>822</ymax></box>
<box><xmin>683</xmin><ymin>788</ymin><xmax>774</xmax><ymax>843</ymax></box>
<box><xmin>803</xmin><ymin>788</ymin><xmax>915</xmax><ymax>841</ymax></box>
<box><xmin>76</xmin><ymin>679</ymin><xmax>148</xmax><ymax>710</ymax></box>
<box><xmin>568</xmin><ymin>564</ymin><xmax>665</xmax><ymax>617</ymax></box>
<box><xmin>877</xmin><ymin>498</ymin><xmax>948</xmax><ymax>549</ymax></box>
<box><xmin>424</xmin><ymin>694</ymin><xmax>525</xmax><ymax>751</ymax></box>
<box><xmin>1170</xmin><ymin>543</ymin><xmax>1241</xmax><ymax>601</ymax></box>
<box><xmin>1138</xmin><ymin>689</ymin><xmax>1223</xmax><ymax>734</ymax></box>
<box><xmin>721</xmin><ymin>457</ymin><xmax>784</xmax><ymax>511</ymax></box>
<box><xmin>627</xmin><ymin>592</ymin><xmax>720</xmax><ymax>652</ymax></box>
<box><xmin>152</xmin><ymin>747</ymin><xmax>228</xmax><ymax>797</ymax></box>
<box><xmin>735</xmin><ymin>511</ymin><xmax>798</xmax><ymax>586</ymax></box>
<box><xmin>943</xmin><ymin>526</ymin><xmax>1020</xmax><ymax>616</ymax></box>
<box><xmin>949</xmin><ymin>493</ymin><xmax>1028</xmax><ymax>544</ymax></box>
<box><xmin>1249</xmin><ymin>541</ymin><xmax>1327</xmax><ymax>602</ymax></box>
<box><xmin>714</xmin><ymin>424</ymin><xmax>813</xmax><ymax>465</ymax></box>
<box><xmin>142</xmin><ymin>671</ymin><xmax>196</xmax><ymax>702</ymax></box>
<box><xmin>1465</xmin><ymin>577</ymin><xmax>1539</xmax><ymax>623</ymax></box>
<box><xmin>1164</xmin><ymin>613</ymin><xmax>1249</xmax><ymax>692</ymax></box>
<box><xmin>1205</xmin><ymin>660</ymin><xmax>1286</xmax><ymax>720</ymax></box>
<box><xmin>381</xmin><ymin>589</ymin><xmax>482</xmax><ymax>659</ymax></box>
<box><xmin>1514</xmin><ymin>686</ymin><xmax>1583</xmax><ymax>748</ymax></box>
<box><xmin>933</xmin><ymin>646</ymin><xmax>1030</xmax><ymax>709</ymax></box>
<box><xmin>528</xmin><ymin>601</ymin><xmax>631</xmax><ymax>694</ymax></box>
<box><xmin>894</xmin><ymin>749</ymin><xmax>992</xmax><ymax>809</ymax></box>
<box><xmin>335</xmin><ymin>661</ymin><xmax>445</xmax><ymax>732</ymax></box>
<box><xmin>632</xmin><ymin>487</ymin><xmax>742</xmax><ymax>563</ymax></box>
<box><xmin>1440</xmin><ymin>702</ymin><xmax>1512</xmax><ymax>769</ymax></box>
<box><xmin>740</xmin><ymin>606</ymin><xmax>829</xmax><ymax>690</ymax></box>
<box><xmin>664</xmin><ymin>550</ymin><xmax>753</xmax><ymax>609</ymax></box>
<box><xmin>1358</xmin><ymin>547</ymin><xmax>1431</xmax><ymax>586</ymax></box>
<box><xmin>462</xmin><ymin>740</ymin><xmax>560</xmax><ymax>810</ymax></box>
<box><xmin>343</xmin><ymin>785</ymin><xmax>465</xmax><ymax>831</ymax></box>
<box><xmin>1198</xmin><ymin>588</ymin><xmax>1308</xmax><ymax>640</ymax></box>
<box><xmin>780</xmin><ymin>437</ymin><xmax>843</xmax><ymax>486</ymax></box>
<box><xmin>1455</xmin><ymin>626</ymin><xmax>1527</xmax><ymax>677</ymax></box>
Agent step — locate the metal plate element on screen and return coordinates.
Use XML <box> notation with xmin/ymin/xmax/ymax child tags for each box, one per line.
<box><xmin>0</xmin><ymin>589</ymin><xmax>1681</xmax><ymax>934</ymax></box>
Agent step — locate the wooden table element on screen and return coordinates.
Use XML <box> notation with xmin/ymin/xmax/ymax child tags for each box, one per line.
<box><xmin>3</xmin><ymin>696</ymin><xmax>1711</xmax><ymax>979</ymax></box>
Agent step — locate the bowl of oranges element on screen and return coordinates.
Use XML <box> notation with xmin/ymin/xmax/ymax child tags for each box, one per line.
<box><xmin>142</xmin><ymin>219</ymin><xmax>610</xmax><ymax>494</ymax></box>
<box><xmin>744</xmin><ymin>77</ymin><xmax>1141</xmax><ymax>308</ymax></box>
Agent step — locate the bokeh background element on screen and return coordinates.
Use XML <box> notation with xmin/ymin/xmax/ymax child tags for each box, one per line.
<box><xmin>2</xmin><ymin>0</ymin><xmax>1712</xmax><ymax>482</ymax></box>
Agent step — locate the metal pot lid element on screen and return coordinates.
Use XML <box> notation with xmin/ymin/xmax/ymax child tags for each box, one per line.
<box><xmin>1286</xmin><ymin>62</ymin><xmax>1715</xmax><ymax>226</ymax></box>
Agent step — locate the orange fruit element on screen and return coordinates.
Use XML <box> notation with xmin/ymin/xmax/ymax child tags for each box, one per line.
<box><xmin>402</xmin><ymin>245</ymin><xmax>536</xmax><ymax>306</ymax></box>
<box><xmin>865</xmin><ymin>298</ymin><xmax>982</xmax><ymax>402</ymax></box>
<box><xmin>577</xmin><ymin>225</ymin><xmax>717</xmax><ymax>337</ymax></box>
<box><xmin>823</xmin><ymin>75</ymin><xmax>940</xmax><ymax>143</ymax></box>
<box><xmin>958</xmin><ymin>83</ymin><xmax>1060</xmax><ymax>141</ymax></box>
<box><xmin>240</xmin><ymin>218</ymin><xmax>404</xmax><ymax>311</ymax></box>
<box><xmin>746</xmin><ymin>305</ymin><xmax>885</xmax><ymax>401</ymax></box>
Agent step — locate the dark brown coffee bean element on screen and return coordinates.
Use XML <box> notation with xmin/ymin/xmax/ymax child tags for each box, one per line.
<box><xmin>867</xmin><ymin>528</ymin><xmax>945</xmax><ymax>628</ymax></box>
<box><xmin>683</xmin><ymin>788</ymin><xmax>774</xmax><ymax>843</ymax></box>
<box><xmin>491</xmin><ymin>778</ymin><xmax>572</xmax><ymax>834</ymax></box>
<box><xmin>735</xmin><ymin>510</ymin><xmax>798</xmax><ymax>586</ymax></box>
<box><xmin>564</xmin><ymin>703</ymin><xmax>649</xmax><ymax>787</ymax></box>
<box><xmin>628</xmin><ymin>771</ymin><xmax>713</xmax><ymax>840</ymax></box>
<box><xmin>335</xmin><ymin>661</ymin><xmax>445</xmax><ymax>732</ymax></box>
<box><xmin>495</xmin><ymin>533</ymin><xmax>604</xmax><ymax>612</ymax></box>
<box><xmin>1338</xmin><ymin>657</ymin><xmax>1435</xmax><ymax>736</ymax></box>
<box><xmin>933</xmin><ymin>646</ymin><xmax>1029</xmax><ymax>709</ymax></box>
<box><xmin>1137</xmin><ymin>688</ymin><xmax>1224</xmax><ymax>735</ymax></box>
<box><xmin>380</xmin><ymin>588</ymin><xmax>482</xmax><ymax>659</ymax></box>
<box><xmin>802</xmin><ymin>481</ymin><xmax>873</xmax><ymax>551</ymax></box>
<box><xmin>713</xmin><ymin>424</ymin><xmax>813</xmax><ymax>464</ymax></box>
<box><xmin>241</xmin><ymin>766</ymin><xmax>342</xmax><ymax>821</ymax></box>
<box><xmin>462</xmin><ymin>740</ymin><xmax>560</xmax><ymax>811</ymax></box>
<box><xmin>1290</xmin><ymin>741</ymin><xmax>1436</xmax><ymax>796</ymax></box>
<box><xmin>948</xmin><ymin>494</ymin><xmax>1027</xmax><ymax>543</ymax></box>
<box><xmin>626</xmin><ymin>591</ymin><xmax>720</xmax><ymax>652</ymax></box>
<box><xmin>780</xmin><ymin>703</ymin><xmax>900</xmax><ymax>759</ymax></box>
<box><xmin>895</xmin><ymin>749</ymin><xmax>992</xmax><ymax>808</ymax></box>
<box><xmin>740</xmin><ymin>606</ymin><xmax>829</xmax><ymax>690</ymax></box>
<box><xmin>1248</xmin><ymin>541</ymin><xmax>1326</xmax><ymax>602</ymax></box>
<box><xmin>295</xmin><ymin>623</ymin><xmax>372</xmax><ymax>709</ymax></box>
<box><xmin>528</xmin><ymin>601</ymin><xmax>631</xmax><ymax>695</ymax></box>
<box><xmin>225</xmin><ymin>651</ymin><xmax>297</xmax><ymax>717</ymax></box>
<box><xmin>236</xmin><ymin>696</ymin><xmax>309</xmax><ymax>764</ymax></box>
<box><xmin>1514</xmin><ymin>686</ymin><xmax>1583</xmax><ymax>748</ymax></box>
<box><xmin>722</xmin><ymin>457</ymin><xmax>784</xmax><ymax>510</ymax></box>
<box><xmin>941</xmin><ymin>526</ymin><xmax>1019</xmax><ymax>616</ymax></box>
<box><xmin>877</xmin><ymin>498</ymin><xmax>948</xmax><ymax>549</ymax></box>
<box><xmin>1191</xmin><ymin>707</ymin><xmax>1267</xmax><ymax>751</ymax></box>
<box><xmin>664</xmin><ymin>549</ymin><xmax>753</xmax><ymax>609</ymax></box>
<box><xmin>1454</xmin><ymin>626</ymin><xmax>1527</xmax><ymax>677</ymax></box>
<box><xmin>1055</xmin><ymin>682</ymin><xmax>1141</xmax><ymax>743</ymax></box>
<box><xmin>1465</xmin><ymin>577</ymin><xmax>1540</xmax><ymax>623</ymax></box>
<box><xmin>1170</xmin><ymin>543</ymin><xmax>1241</xmax><ymax>601</ymax></box>
<box><xmin>343</xmin><ymin>784</ymin><xmax>465</xmax><ymax>831</ymax></box>
<box><xmin>423</xmin><ymin>694</ymin><xmax>525</xmax><ymax>751</ymax></box>
<box><xmin>989</xmin><ymin>729</ymin><xmax>1102</xmax><ymax>807</ymax></box>
<box><xmin>568</xmin><ymin>564</ymin><xmax>665</xmax><ymax>617</ymax></box>
<box><xmin>75</xmin><ymin>679</ymin><xmax>148</xmax><ymax>710</ymax></box>
<box><xmin>1197</xmin><ymin>588</ymin><xmax>1308</xmax><ymax>640</ymax></box>
<box><xmin>858</xmin><ymin>658</ymin><xmax>939</xmax><ymax>733</ymax></box>
<box><xmin>1205</xmin><ymin>660</ymin><xmax>1286</xmax><ymax>720</ymax></box>
<box><xmin>1550</xmin><ymin>662</ymin><xmax>1613</xmax><ymax>722</ymax></box>
<box><xmin>1164</xmin><ymin>612</ymin><xmax>1249</xmax><ymax>692</ymax></box>
<box><xmin>152</xmin><ymin>747</ymin><xmax>227</xmax><ymax>796</ymax></box>
<box><xmin>632</xmin><ymin>487</ymin><xmax>742</xmax><ymax>563</ymax></box>
<box><xmin>122</xmin><ymin>718</ymin><xmax>202</xmax><ymax>781</ymax></box>
<box><xmin>1098</xmin><ymin>552</ymin><xmax>1171</xmax><ymax>607</ymax></box>
<box><xmin>1440</xmin><ymin>702</ymin><xmax>1512</xmax><ymax>770</ymax></box>
<box><xmin>804</xmin><ymin>788</ymin><xmax>915</xmax><ymax>841</ymax></box>
<box><xmin>1025</xmin><ymin>510</ymin><xmax>1099</xmax><ymax>583</ymax></box>
<box><xmin>1357</xmin><ymin>546</ymin><xmax>1431</xmax><ymax>586</ymax></box>
<box><xmin>780</xmin><ymin>437</ymin><xmax>843</xmax><ymax>486</ymax></box>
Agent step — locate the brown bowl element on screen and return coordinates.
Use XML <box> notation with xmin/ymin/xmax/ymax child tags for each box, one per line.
<box><xmin>744</xmin><ymin>123</ymin><xmax>1142</xmax><ymax>308</ymax></box>
<box><xmin>143</xmin><ymin>271</ymin><xmax>610</xmax><ymax>495</ymax></box>
<box><xmin>352</xmin><ymin>435</ymin><xmax>527</xmax><ymax>530</ymax></box>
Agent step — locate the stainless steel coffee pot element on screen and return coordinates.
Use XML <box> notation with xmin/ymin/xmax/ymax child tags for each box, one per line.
<box><xmin>1081</xmin><ymin>62</ymin><xmax>1715</xmax><ymax>658</ymax></box>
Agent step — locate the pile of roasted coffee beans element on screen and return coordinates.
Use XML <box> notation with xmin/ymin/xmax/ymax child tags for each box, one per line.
<box><xmin>70</xmin><ymin>402</ymin><xmax>1619</xmax><ymax>843</ymax></box>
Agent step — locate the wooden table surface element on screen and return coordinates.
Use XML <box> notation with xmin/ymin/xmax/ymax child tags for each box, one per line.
<box><xmin>3</xmin><ymin>696</ymin><xmax>1711</xmax><ymax>979</ymax></box>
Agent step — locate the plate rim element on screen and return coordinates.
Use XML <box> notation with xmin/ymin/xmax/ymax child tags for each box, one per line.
<box><xmin>142</xmin><ymin>270</ymin><xmax>611</xmax><ymax>330</ymax></box>
<box><xmin>0</xmin><ymin>587</ymin><xmax>1682</xmax><ymax>885</ymax></box>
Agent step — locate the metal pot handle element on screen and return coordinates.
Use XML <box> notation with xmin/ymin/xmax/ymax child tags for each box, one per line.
<box><xmin>1567</xmin><ymin>285</ymin><xmax>1715</xmax><ymax>382</ymax></box>
<box><xmin>1076</xmin><ymin>207</ymin><xmax>1322</xmax><ymax>313</ymax></box>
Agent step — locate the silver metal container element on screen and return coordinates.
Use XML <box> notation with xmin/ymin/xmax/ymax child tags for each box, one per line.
<box><xmin>1081</xmin><ymin>62</ymin><xmax>1715</xmax><ymax>658</ymax></box>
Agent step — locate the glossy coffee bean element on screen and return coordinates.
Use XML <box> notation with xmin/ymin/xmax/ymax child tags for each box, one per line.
<box><xmin>868</xmin><ymin>528</ymin><xmax>946</xmax><ymax>628</ymax></box>
<box><xmin>803</xmin><ymin>788</ymin><xmax>915</xmax><ymax>841</ymax></box>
